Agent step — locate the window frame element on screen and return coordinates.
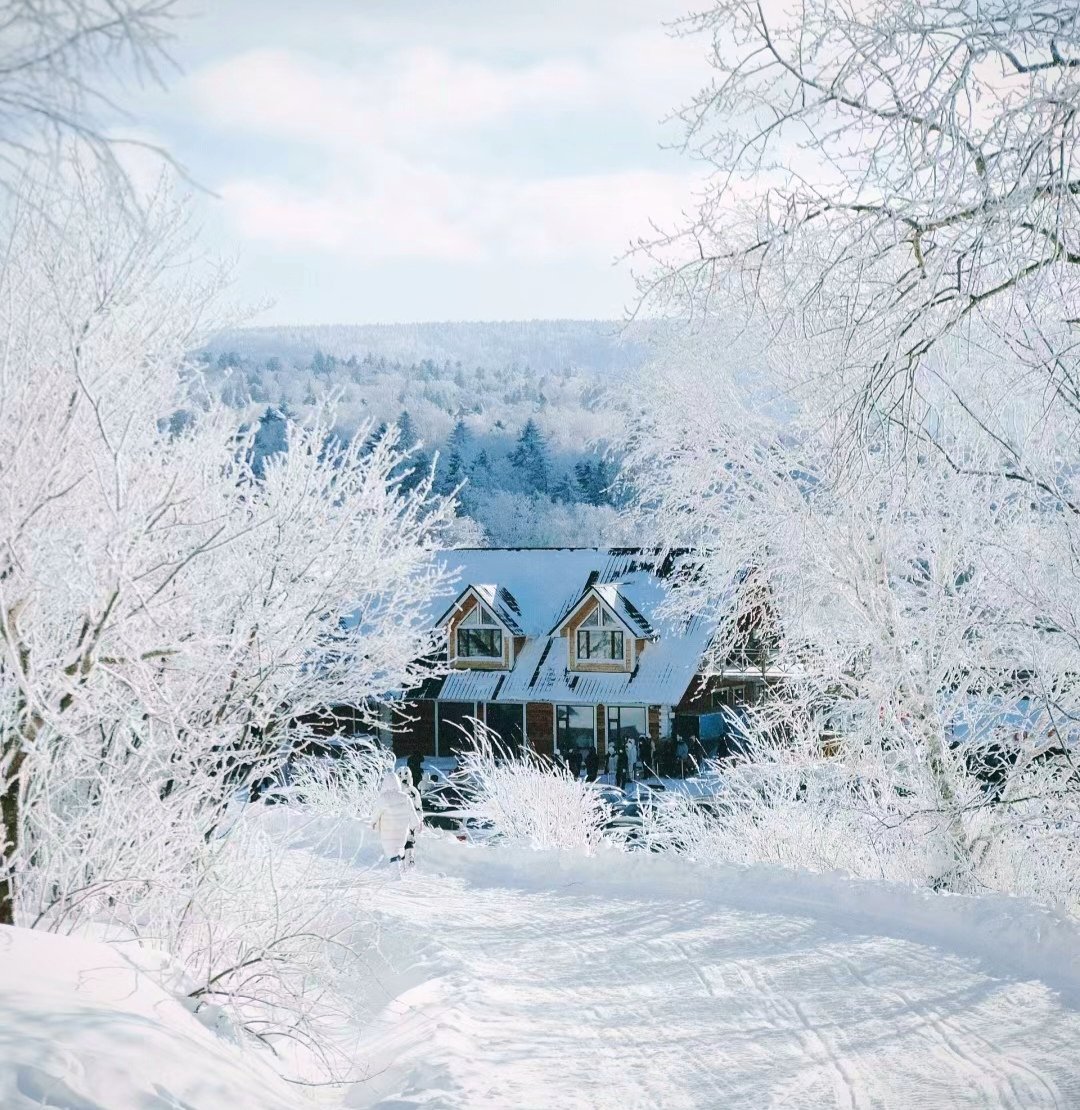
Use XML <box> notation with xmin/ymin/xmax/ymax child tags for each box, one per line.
<box><xmin>576</xmin><ymin>628</ymin><xmax>624</xmax><ymax>661</ymax></box>
<box><xmin>457</xmin><ymin>626</ymin><xmax>503</xmax><ymax>659</ymax></box>
<box><xmin>556</xmin><ymin>704</ymin><xmax>596</xmax><ymax>752</ymax></box>
<box><xmin>607</xmin><ymin>705</ymin><xmax>648</xmax><ymax>745</ymax></box>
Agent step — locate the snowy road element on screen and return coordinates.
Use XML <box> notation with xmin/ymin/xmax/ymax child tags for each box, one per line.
<box><xmin>348</xmin><ymin>841</ymin><xmax>1080</xmax><ymax>1109</ymax></box>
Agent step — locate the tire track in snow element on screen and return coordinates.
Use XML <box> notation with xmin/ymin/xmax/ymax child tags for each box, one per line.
<box><xmin>351</xmin><ymin>854</ymin><xmax>1080</xmax><ymax>1109</ymax></box>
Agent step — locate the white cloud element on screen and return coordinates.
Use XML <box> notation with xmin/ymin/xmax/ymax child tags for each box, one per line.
<box><xmin>221</xmin><ymin>162</ymin><xmax>697</xmax><ymax>264</ymax></box>
<box><xmin>158</xmin><ymin>2</ymin><xmax>712</xmax><ymax>318</ymax></box>
<box><xmin>186</xmin><ymin>47</ymin><xmax>601</xmax><ymax>151</ymax></box>
<box><xmin>184</xmin><ymin>28</ymin><xmax>705</xmax><ymax>151</ymax></box>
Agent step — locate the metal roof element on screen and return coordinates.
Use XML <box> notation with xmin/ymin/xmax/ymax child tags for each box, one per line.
<box><xmin>425</xmin><ymin>548</ymin><xmax>716</xmax><ymax>707</ymax></box>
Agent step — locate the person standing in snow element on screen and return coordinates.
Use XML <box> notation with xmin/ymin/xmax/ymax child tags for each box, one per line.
<box><xmin>568</xmin><ymin>746</ymin><xmax>583</xmax><ymax>781</ymax></box>
<box><xmin>371</xmin><ymin>772</ymin><xmax>421</xmax><ymax>872</ymax></box>
<box><xmin>625</xmin><ymin>737</ymin><xmax>638</xmax><ymax>783</ymax></box>
<box><xmin>584</xmin><ymin>747</ymin><xmax>599</xmax><ymax>782</ymax></box>
<box><xmin>639</xmin><ymin>736</ymin><xmax>653</xmax><ymax>777</ymax></box>
<box><xmin>407</xmin><ymin>752</ymin><xmax>423</xmax><ymax>789</ymax></box>
<box><xmin>615</xmin><ymin>746</ymin><xmax>629</xmax><ymax>789</ymax></box>
<box><xmin>397</xmin><ymin>765</ymin><xmax>424</xmax><ymax>867</ymax></box>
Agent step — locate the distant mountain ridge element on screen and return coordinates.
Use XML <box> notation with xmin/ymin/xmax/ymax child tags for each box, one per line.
<box><xmin>202</xmin><ymin>319</ymin><xmax>663</xmax><ymax>376</ymax></box>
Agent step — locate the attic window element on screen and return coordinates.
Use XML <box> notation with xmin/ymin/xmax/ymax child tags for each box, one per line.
<box><xmin>457</xmin><ymin>601</ymin><xmax>503</xmax><ymax>659</ymax></box>
<box><xmin>576</xmin><ymin>604</ymin><xmax>624</xmax><ymax>661</ymax></box>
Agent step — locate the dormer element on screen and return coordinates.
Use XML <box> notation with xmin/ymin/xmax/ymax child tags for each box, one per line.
<box><xmin>551</xmin><ymin>584</ymin><xmax>657</xmax><ymax>674</ymax></box>
<box><xmin>436</xmin><ymin>584</ymin><xmax>524</xmax><ymax>671</ymax></box>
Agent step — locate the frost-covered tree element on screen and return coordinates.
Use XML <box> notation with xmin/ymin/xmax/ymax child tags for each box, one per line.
<box><xmin>627</xmin><ymin>329</ymin><xmax>1080</xmax><ymax>905</ymax></box>
<box><xmin>0</xmin><ymin>174</ymin><xmax>454</xmax><ymax>928</ymax></box>
<box><xmin>0</xmin><ymin>1</ymin><xmax>178</xmax><ymax>203</ymax></box>
<box><xmin>509</xmin><ymin>418</ymin><xmax>550</xmax><ymax>495</ymax></box>
<box><xmin>626</xmin><ymin>1</ymin><xmax>1080</xmax><ymax>905</ymax></box>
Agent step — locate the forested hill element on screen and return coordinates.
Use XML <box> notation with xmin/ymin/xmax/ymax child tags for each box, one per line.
<box><xmin>197</xmin><ymin>320</ymin><xmax>663</xmax><ymax>547</ymax></box>
<box><xmin>201</xmin><ymin>319</ymin><xmax>659</xmax><ymax>377</ymax></box>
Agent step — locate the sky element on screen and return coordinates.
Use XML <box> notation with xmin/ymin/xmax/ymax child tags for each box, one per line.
<box><xmin>127</xmin><ymin>0</ymin><xmax>712</xmax><ymax>326</ymax></box>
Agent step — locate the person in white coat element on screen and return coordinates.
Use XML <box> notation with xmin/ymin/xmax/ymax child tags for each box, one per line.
<box><xmin>397</xmin><ymin>767</ymin><xmax>424</xmax><ymax>868</ymax></box>
<box><xmin>371</xmin><ymin>772</ymin><xmax>421</xmax><ymax>871</ymax></box>
<box><xmin>625</xmin><ymin>737</ymin><xmax>639</xmax><ymax>783</ymax></box>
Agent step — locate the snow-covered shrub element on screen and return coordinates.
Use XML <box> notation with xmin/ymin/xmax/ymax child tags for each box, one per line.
<box><xmin>454</xmin><ymin>731</ymin><xmax>615</xmax><ymax>852</ymax></box>
<box><xmin>640</xmin><ymin>713</ymin><xmax>1080</xmax><ymax>917</ymax></box>
<box><xmin>289</xmin><ymin>743</ymin><xmax>389</xmax><ymax>823</ymax></box>
<box><xmin>157</xmin><ymin>807</ymin><xmax>383</xmax><ymax>1084</ymax></box>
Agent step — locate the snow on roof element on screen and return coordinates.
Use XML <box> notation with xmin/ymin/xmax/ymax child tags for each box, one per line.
<box><xmin>428</xmin><ymin>548</ymin><xmax>716</xmax><ymax>706</ymax></box>
<box><xmin>433</xmin><ymin>582</ymin><xmax>526</xmax><ymax>636</ymax></box>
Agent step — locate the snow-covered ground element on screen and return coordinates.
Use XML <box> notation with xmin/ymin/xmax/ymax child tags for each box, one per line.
<box><xmin>4</xmin><ymin>824</ymin><xmax>1080</xmax><ymax>1109</ymax></box>
<box><xmin>347</xmin><ymin>837</ymin><xmax>1080</xmax><ymax>1109</ymax></box>
<box><xmin>0</xmin><ymin>925</ymin><xmax>297</xmax><ymax>1110</ymax></box>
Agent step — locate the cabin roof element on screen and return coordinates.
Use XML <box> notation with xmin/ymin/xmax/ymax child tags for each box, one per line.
<box><xmin>424</xmin><ymin>548</ymin><xmax>719</xmax><ymax>706</ymax></box>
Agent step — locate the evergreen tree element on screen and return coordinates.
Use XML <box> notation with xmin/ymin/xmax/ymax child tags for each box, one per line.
<box><xmin>397</xmin><ymin>448</ymin><xmax>431</xmax><ymax>495</ymax></box>
<box><xmin>575</xmin><ymin>455</ymin><xmax>617</xmax><ymax>505</ymax></box>
<box><xmin>470</xmin><ymin>449</ymin><xmax>495</xmax><ymax>491</ymax></box>
<box><xmin>574</xmin><ymin>460</ymin><xmax>595</xmax><ymax>503</ymax></box>
<box><xmin>508</xmin><ymin>419</ymin><xmax>550</xmax><ymax>494</ymax></box>
<box><xmin>448</xmin><ymin>417</ymin><xmax>470</xmax><ymax>455</ymax></box>
<box><xmin>437</xmin><ymin>449</ymin><xmax>469</xmax><ymax>502</ymax></box>
<box><xmin>551</xmin><ymin>471</ymin><xmax>576</xmax><ymax>503</ymax></box>
<box><xmin>396</xmin><ymin>410</ymin><xmax>416</xmax><ymax>452</ymax></box>
<box><xmin>251</xmin><ymin>407</ymin><xmax>289</xmax><ymax>478</ymax></box>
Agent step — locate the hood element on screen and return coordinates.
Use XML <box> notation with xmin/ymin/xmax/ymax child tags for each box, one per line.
<box><xmin>379</xmin><ymin>772</ymin><xmax>403</xmax><ymax>796</ymax></box>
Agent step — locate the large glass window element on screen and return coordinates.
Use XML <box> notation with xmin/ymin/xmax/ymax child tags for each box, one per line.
<box><xmin>556</xmin><ymin>704</ymin><xmax>594</xmax><ymax>753</ymax></box>
<box><xmin>456</xmin><ymin>601</ymin><xmax>503</xmax><ymax>659</ymax></box>
<box><xmin>577</xmin><ymin>629</ymin><xmax>623</xmax><ymax>660</ymax></box>
<box><xmin>437</xmin><ymin>701</ymin><xmax>477</xmax><ymax>756</ymax></box>
<box><xmin>458</xmin><ymin>627</ymin><xmax>502</xmax><ymax>658</ymax></box>
<box><xmin>576</xmin><ymin>603</ymin><xmax>625</xmax><ymax>662</ymax></box>
<box><xmin>607</xmin><ymin>706</ymin><xmax>647</xmax><ymax>744</ymax></box>
<box><xmin>485</xmin><ymin>702</ymin><xmax>525</xmax><ymax>754</ymax></box>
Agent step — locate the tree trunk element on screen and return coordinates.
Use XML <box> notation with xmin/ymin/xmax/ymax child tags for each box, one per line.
<box><xmin>0</xmin><ymin>748</ymin><xmax>24</xmax><ymax>925</ymax></box>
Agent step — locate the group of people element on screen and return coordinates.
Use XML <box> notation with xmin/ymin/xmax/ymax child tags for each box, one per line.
<box><xmin>559</xmin><ymin>735</ymin><xmax>704</xmax><ymax>786</ymax></box>
<box><xmin>560</xmin><ymin>736</ymin><xmax>650</xmax><ymax>788</ymax></box>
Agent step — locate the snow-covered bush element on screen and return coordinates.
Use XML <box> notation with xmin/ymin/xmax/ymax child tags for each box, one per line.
<box><xmin>454</xmin><ymin>732</ymin><xmax>614</xmax><ymax>852</ymax></box>
<box><xmin>289</xmin><ymin>744</ymin><xmax>390</xmax><ymax>824</ymax></box>
<box><xmin>639</xmin><ymin>719</ymin><xmax>1080</xmax><ymax>917</ymax></box>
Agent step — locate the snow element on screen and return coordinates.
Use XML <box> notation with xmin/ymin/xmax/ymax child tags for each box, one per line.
<box><xmin>0</xmin><ymin>925</ymin><xmax>298</xmax><ymax>1110</ymax></box>
<box><xmin>344</xmin><ymin>837</ymin><xmax>1080</xmax><ymax>1108</ymax></box>
<box><xmin>5</xmin><ymin>818</ymin><xmax>1080</xmax><ymax>1108</ymax></box>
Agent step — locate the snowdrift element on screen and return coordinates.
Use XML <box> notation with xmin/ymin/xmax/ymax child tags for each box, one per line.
<box><xmin>0</xmin><ymin>925</ymin><xmax>298</xmax><ymax>1110</ymax></box>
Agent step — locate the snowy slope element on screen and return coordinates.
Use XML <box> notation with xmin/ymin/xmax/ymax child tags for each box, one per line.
<box><xmin>0</xmin><ymin>925</ymin><xmax>299</xmax><ymax>1110</ymax></box>
<box><xmin>345</xmin><ymin>838</ymin><xmax>1080</xmax><ymax>1109</ymax></box>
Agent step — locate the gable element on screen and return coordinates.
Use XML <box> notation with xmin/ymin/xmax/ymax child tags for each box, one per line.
<box><xmin>551</xmin><ymin>587</ymin><xmax>640</xmax><ymax>640</ymax></box>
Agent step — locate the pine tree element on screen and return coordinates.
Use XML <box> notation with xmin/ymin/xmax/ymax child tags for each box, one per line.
<box><xmin>509</xmin><ymin>419</ymin><xmax>549</xmax><ymax>494</ymax></box>
<box><xmin>551</xmin><ymin>472</ymin><xmax>576</xmax><ymax>503</ymax></box>
<box><xmin>448</xmin><ymin>417</ymin><xmax>470</xmax><ymax>455</ymax></box>
<box><xmin>574</xmin><ymin>460</ymin><xmax>595</xmax><ymax>503</ymax></box>
<box><xmin>396</xmin><ymin>411</ymin><xmax>416</xmax><ymax>452</ymax></box>
<box><xmin>575</xmin><ymin>455</ymin><xmax>617</xmax><ymax>505</ymax></box>
<box><xmin>470</xmin><ymin>449</ymin><xmax>495</xmax><ymax>491</ymax></box>
<box><xmin>437</xmin><ymin>449</ymin><xmax>468</xmax><ymax>499</ymax></box>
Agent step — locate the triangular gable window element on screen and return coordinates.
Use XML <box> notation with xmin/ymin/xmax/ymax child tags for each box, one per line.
<box><xmin>456</xmin><ymin>596</ymin><xmax>504</xmax><ymax>660</ymax></box>
<box><xmin>461</xmin><ymin>602</ymin><xmax>499</xmax><ymax>627</ymax></box>
<box><xmin>581</xmin><ymin>603</ymin><xmax>619</xmax><ymax>629</ymax></box>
